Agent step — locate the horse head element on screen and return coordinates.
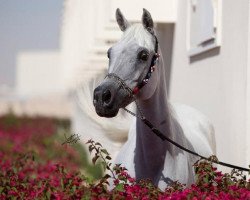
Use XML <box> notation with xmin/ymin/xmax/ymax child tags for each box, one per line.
<box><xmin>93</xmin><ymin>8</ymin><xmax>159</xmax><ymax>118</ymax></box>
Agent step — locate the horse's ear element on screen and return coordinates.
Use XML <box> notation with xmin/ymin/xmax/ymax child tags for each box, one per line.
<box><xmin>116</xmin><ymin>8</ymin><xmax>129</xmax><ymax>32</ymax></box>
<box><xmin>142</xmin><ymin>8</ymin><xmax>154</xmax><ymax>34</ymax></box>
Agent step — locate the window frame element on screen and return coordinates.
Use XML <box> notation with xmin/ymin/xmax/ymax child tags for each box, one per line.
<box><xmin>187</xmin><ymin>0</ymin><xmax>222</xmax><ymax>57</ymax></box>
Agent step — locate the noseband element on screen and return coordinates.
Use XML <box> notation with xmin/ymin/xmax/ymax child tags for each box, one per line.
<box><xmin>105</xmin><ymin>34</ymin><xmax>160</xmax><ymax>95</ymax></box>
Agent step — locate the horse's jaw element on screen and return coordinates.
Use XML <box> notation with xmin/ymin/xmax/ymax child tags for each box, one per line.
<box><xmin>94</xmin><ymin>104</ymin><xmax>119</xmax><ymax>118</ymax></box>
<box><xmin>136</xmin><ymin>68</ymin><xmax>158</xmax><ymax>100</ymax></box>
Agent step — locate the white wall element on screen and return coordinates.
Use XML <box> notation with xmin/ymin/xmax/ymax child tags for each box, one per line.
<box><xmin>169</xmin><ymin>0</ymin><xmax>249</xmax><ymax>169</ymax></box>
<box><xmin>246</xmin><ymin>0</ymin><xmax>250</xmax><ymax>167</ymax></box>
<box><xmin>61</xmin><ymin>0</ymin><xmax>112</xmax><ymax>89</ymax></box>
<box><xmin>16</xmin><ymin>51</ymin><xmax>64</xmax><ymax>96</ymax></box>
<box><xmin>13</xmin><ymin>51</ymin><xmax>71</xmax><ymax>118</ymax></box>
<box><xmin>110</xmin><ymin>0</ymin><xmax>177</xmax><ymax>23</ymax></box>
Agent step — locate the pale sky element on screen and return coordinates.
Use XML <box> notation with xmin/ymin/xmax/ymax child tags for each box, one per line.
<box><xmin>0</xmin><ymin>0</ymin><xmax>63</xmax><ymax>87</ymax></box>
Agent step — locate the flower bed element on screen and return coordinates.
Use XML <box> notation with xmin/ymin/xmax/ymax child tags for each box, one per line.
<box><xmin>0</xmin><ymin>114</ymin><xmax>249</xmax><ymax>199</ymax></box>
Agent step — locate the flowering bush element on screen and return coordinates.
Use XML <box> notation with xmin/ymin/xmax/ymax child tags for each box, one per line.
<box><xmin>0</xmin><ymin>114</ymin><xmax>249</xmax><ymax>199</ymax></box>
<box><xmin>85</xmin><ymin>140</ymin><xmax>250</xmax><ymax>200</ymax></box>
<box><xmin>0</xmin><ymin>114</ymin><xmax>101</xmax><ymax>199</ymax></box>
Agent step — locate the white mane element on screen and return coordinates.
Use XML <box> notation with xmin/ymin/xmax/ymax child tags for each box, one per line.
<box><xmin>121</xmin><ymin>24</ymin><xmax>155</xmax><ymax>51</ymax></box>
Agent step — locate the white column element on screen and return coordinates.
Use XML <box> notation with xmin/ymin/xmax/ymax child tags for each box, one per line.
<box><xmin>246</xmin><ymin>0</ymin><xmax>250</xmax><ymax>167</ymax></box>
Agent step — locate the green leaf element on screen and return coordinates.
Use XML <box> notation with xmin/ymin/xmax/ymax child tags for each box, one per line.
<box><xmin>61</xmin><ymin>179</ymin><xmax>64</xmax><ymax>189</ymax></box>
<box><xmin>101</xmin><ymin>149</ymin><xmax>109</xmax><ymax>155</ymax></box>
<box><xmin>204</xmin><ymin>175</ymin><xmax>209</xmax><ymax>183</ymax></box>
<box><xmin>88</xmin><ymin>146</ymin><xmax>94</xmax><ymax>153</ymax></box>
<box><xmin>95</xmin><ymin>142</ymin><xmax>102</xmax><ymax>147</ymax></box>
<box><xmin>46</xmin><ymin>190</ymin><xmax>51</xmax><ymax>199</ymax></box>
<box><xmin>115</xmin><ymin>183</ymin><xmax>124</xmax><ymax>192</ymax></box>
<box><xmin>86</xmin><ymin>139</ymin><xmax>93</xmax><ymax>144</ymax></box>
<box><xmin>72</xmin><ymin>185</ymin><xmax>76</xmax><ymax>192</ymax></box>
<box><xmin>13</xmin><ymin>167</ymin><xmax>17</xmax><ymax>174</ymax></box>
<box><xmin>106</xmin><ymin>156</ymin><xmax>112</xmax><ymax>160</ymax></box>
<box><xmin>0</xmin><ymin>187</ymin><xmax>4</xmax><ymax>194</ymax></box>
<box><xmin>103</xmin><ymin>174</ymin><xmax>111</xmax><ymax>179</ymax></box>
<box><xmin>92</xmin><ymin>155</ymin><xmax>99</xmax><ymax>164</ymax></box>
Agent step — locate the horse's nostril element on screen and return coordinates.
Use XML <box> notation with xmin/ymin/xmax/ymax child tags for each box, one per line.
<box><xmin>102</xmin><ymin>90</ymin><xmax>112</xmax><ymax>104</ymax></box>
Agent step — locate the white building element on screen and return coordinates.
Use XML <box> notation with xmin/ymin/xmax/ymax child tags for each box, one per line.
<box><xmin>16</xmin><ymin>51</ymin><xmax>64</xmax><ymax>96</ymax></box>
<box><xmin>60</xmin><ymin>0</ymin><xmax>178</xmax><ymax>158</ymax></box>
<box><xmin>60</xmin><ymin>0</ymin><xmax>250</xmax><ymax>169</ymax></box>
<box><xmin>170</xmin><ymin>1</ymin><xmax>250</xmax><ymax>171</ymax></box>
<box><xmin>13</xmin><ymin>51</ymin><xmax>70</xmax><ymax>118</ymax></box>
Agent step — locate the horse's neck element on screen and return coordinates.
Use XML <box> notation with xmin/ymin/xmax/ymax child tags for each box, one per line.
<box><xmin>137</xmin><ymin>48</ymin><xmax>175</xmax><ymax>140</ymax></box>
<box><xmin>135</xmin><ymin>52</ymin><xmax>177</xmax><ymax>183</ymax></box>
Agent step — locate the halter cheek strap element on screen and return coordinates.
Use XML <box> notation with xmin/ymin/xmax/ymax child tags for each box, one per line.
<box><xmin>105</xmin><ymin>35</ymin><xmax>159</xmax><ymax>95</ymax></box>
<box><xmin>132</xmin><ymin>35</ymin><xmax>160</xmax><ymax>95</ymax></box>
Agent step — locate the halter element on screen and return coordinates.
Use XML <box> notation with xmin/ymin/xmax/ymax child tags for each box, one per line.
<box><xmin>103</xmin><ymin>33</ymin><xmax>249</xmax><ymax>172</ymax></box>
<box><xmin>106</xmin><ymin>34</ymin><xmax>160</xmax><ymax>95</ymax></box>
<box><xmin>132</xmin><ymin>35</ymin><xmax>160</xmax><ymax>94</ymax></box>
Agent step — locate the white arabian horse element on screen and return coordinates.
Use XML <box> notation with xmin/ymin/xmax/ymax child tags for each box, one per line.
<box><xmin>93</xmin><ymin>8</ymin><xmax>216</xmax><ymax>189</ymax></box>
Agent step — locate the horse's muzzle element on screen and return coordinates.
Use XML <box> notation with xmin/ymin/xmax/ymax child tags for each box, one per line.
<box><xmin>93</xmin><ymin>79</ymin><xmax>133</xmax><ymax>118</ymax></box>
<box><xmin>93</xmin><ymin>82</ymin><xmax>119</xmax><ymax>118</ymax></box>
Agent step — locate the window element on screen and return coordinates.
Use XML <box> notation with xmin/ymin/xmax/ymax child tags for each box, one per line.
<box><xmin>187</xmin><ymin>0</ymin><xmax>221</xmax><ymax>56</ymax></box>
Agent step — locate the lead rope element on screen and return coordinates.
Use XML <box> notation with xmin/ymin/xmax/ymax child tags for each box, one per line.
<box><xmin>123</xmin><ymin>99</ymin><xmax>250</xmax><ymax>172</ymax></box>
<box><xmin>105</xmin><ymin>36</ymin><xmax>249</xmax><ymax>172</ymax></box>
<box><xmin>106</xmin><ymin>73</ymin><xmax>249</xmax><ymax>172</ymax></box>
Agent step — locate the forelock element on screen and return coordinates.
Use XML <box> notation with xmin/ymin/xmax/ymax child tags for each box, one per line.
<box><xmin>120</xmin><ymin>24</ymin><xmax>155</xmax><ymax>51</ymax></box>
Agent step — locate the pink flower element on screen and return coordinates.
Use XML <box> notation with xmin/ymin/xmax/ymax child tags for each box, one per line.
<box><xmin>128</xmin><ymin>177</ymin><xmax>135</xmax><ymax>183</ymax></box>
<box><xmin>8</xmin><ymin>190</ymin><xmax>18</xmax><ymax>196</ymax></box>
<box><xmin>113</xmin><ymin>179</ymin><xmax>119</xmax><ymax>185</ymax></box>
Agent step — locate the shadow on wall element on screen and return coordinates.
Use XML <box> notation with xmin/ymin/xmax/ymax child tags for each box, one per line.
<box><xmin>189</xmin><ymin>47</ymin><xmax>220</xmax><ymax>63</ymax></box>
<box><xmin>156</xmin><ymin>23</ymin><xmax>175</xmax><ymax>95</ymax></box>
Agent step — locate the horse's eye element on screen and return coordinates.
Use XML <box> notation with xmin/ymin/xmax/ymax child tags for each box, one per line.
<box><xmin>138</xmin><ymin>50</ymin><xmax>149</xmax><ymax>61</ymax></box>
